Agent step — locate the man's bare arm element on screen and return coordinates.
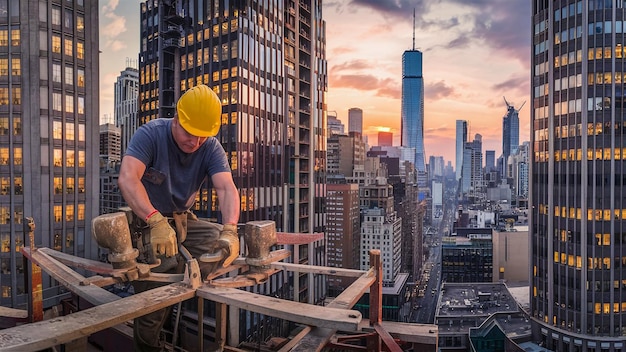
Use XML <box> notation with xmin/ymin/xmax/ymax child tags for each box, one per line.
<box><xmin>212</xmin><ymin>171</ymin><xmax>240</xmax><ymax>225</ymax></box>
<box><xmin>118</xmin><ymin>155</ymin><xmax>155</xmax><ymax>221</ymax></box>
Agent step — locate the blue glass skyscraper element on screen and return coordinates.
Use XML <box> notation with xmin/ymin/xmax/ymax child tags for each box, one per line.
<box><xmin>401</xmin><ymin>50</ymin><xmax>426</xmax><ymax>173</ymax></box>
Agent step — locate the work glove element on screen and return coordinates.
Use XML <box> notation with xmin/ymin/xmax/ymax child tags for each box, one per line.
<box><xmin>146</xmin><ymin>212</ymin><xmax>178</xmax><ymax>257</ymax></box>
<box><xmin>216</xmin><ymin>224</ymin><xmax>239</xmax><ymax>267</ymax></box>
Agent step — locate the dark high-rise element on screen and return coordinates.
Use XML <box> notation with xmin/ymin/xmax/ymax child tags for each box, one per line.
<box><xmin>401</xmin><ymin>49</ymin><xmax>426</xmax><ymax>173</ymax></box>
<box><xmin>502</xmin><ymin>97</ymin><xmax>520</xmax><ymax>172</ymax></box>
<box><xmin>0</xmin><ymin>1</ymin><xmax>100</xmax><ymax>310</ymax></box>
<box><xmin>531</xmin><ymin>1</ymin><xmax>626</xmax><ymax>350</ymax></box>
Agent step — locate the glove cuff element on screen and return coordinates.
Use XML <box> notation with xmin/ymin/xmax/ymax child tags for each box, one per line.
<box><xmin>146</xmin><ymin>212</ymin><xmax>165</xmax><ymax>226</ymax></box>
<box><xmin>223</xmin><ymin>223</ymin><xmax>238</xmax><ymax>232</ymax></box>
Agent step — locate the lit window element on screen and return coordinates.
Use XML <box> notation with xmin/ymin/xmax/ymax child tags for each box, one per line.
<box><xmin>65</xmin><ymin>122</ymin><xmax>74</xmax><ymax>140</ymax></box>
<box><xmin>76</xmin><ymin>15</ymin><xmax>84</xmax><ymax>33</ymax></box>
<box><xmin>0</xmin><ymin>59</ymin><xmax>7</xmax><ymax>76</ymax></box>
<box><xmin>11</xmin><ymin>87</ymin><xmax>20</xmax><ymax>105</ymax></box>
<box><xmin>65</xmin><ymin>95</ymin><xmax>73</xmax><ymax>113</ymax></box>
<box><xmin>53</xmin><ymin>121</ymin><xmax>62</xmax><ymax>139</ymax></box>
<box><xmin>78</xmin><ymin>123</ymin><xmax>85</xmax><ymax>141</ymax></box>
<box><xmin>0</xmin><ymin>88</ymin><xmax>6</xmax><ymax>106</ymax></box>
<box><xmin>66</xmin><ymin>149</ymin><xmax>74</xmax><ymax>167</ymax></box>
<box><xmin>13</xmin><ymin>147</ymin><xmax>21</xmax><ymax>165</ymax></box>
<box><xmin>64</xmin><ymin>39</ymin><xmax>72</xmax><ymax>57</ymax></box>
<box><xmin>77</xmin><ymin>69</ymin><xmax>84</xmax><ymax>87</ymax></box>
<box><xmin>66</xmin><ymin>177</ymin><xmax>74</xmax><ymax>194</ymax></box>
<box><xmin>0</xmin><ymin>30</ymin><xmax>7</xmax><ymax>46</ymax></box>
<box><xmin>11</xmin><ymin>58</ymin><xmax>19</xmax><ymax>76</ymax></box>
<box><xmin>78</xmin><ymin>177</ymin><xmax>85</xmax><ymax>193</ymax></box>
<box><xmin>0</xmin><ymin>117</ymin><xmax>7</xmax><ymax>135</ymax></box>
<box><xmin>52</xmin><ymin>35</ymin><xmax>61</xmax><ymax>53</ymax></box>
<box><xmin>0</xmin><ymin>148</ymin><xmax>7</xmax><ymax>165</ymax></box>
<box><xmin>53</xmin><ymin>206</ymin><xmax>62</xmax><ymax>223</ymax></box>
<box><xmin>77</xmin><ymin>204</ymin><xmax>85</xmax><ymax>220</ymax></box>
<box><xmin>76</xmin><ymin>42</ymin><xmax>84</xmax><ymax>60</ymax></box>
<box><xmin>53</xmin><ymin>177</ymin><xmax>63</xmax><ymax>194</ymax></box>
<box><xmin>53</xmin><ymin>149</ymin><xmax>62</xmax><ymax>167</ymax></box>
<box><xmin>10</xmin><ymin>29</ymin><xmax>19</xmax><ymax>46</ymax></box>
<box><xmin>78</xmin><ymin>150</ymin><xmax>85</xmax><ymax>167</ymax></box>
<box><xmin>66</xmin><ymin>204</ymin><xmax>74</xmax><ymax>222</ymax></box>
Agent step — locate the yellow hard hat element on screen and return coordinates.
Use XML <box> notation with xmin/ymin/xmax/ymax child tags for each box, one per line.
<box><xmin>176</xmin><ymin>85</ymin><xmax>222</xmax><ymax>137</ymax></box>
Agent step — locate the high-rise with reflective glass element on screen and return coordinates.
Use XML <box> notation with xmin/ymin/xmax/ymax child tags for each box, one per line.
<box><xmin>531</xmin><ymin>1</ymin><xmax>626</xmax><ymax>349</ymax></box>
<box><xmin>0</xmin><ymin>1</ymin><xmax>100</xmax><ymax>310</ymax></box>
<box><xmin>401</xmin><ymin>49</ymin><xmax>426</xmax><ymax>173</ymax></box>
<box><xmin>139</xmin><ymin>1</ymin><xmax>327</xmax><ymax>341</ymax></box>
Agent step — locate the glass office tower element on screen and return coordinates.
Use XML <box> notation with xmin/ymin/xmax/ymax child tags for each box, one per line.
<box><xmin>531</xmin><ymin>1</ymin><xmax>626</xmax><ymax>350</ymax></box>
<box><xmin>401</xmin><ymin>49</ymin><xmax>426</xmax><ymax>173</ymax></box>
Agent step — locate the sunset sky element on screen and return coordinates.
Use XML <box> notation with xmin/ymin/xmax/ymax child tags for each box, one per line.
<box><xmin>99</xmin><ymin>0</ymin><xmax>531</xmax><ymax>164</ymax></box>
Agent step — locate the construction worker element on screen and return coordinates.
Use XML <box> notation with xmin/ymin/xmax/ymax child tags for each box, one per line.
<box><xmin>118</xmin><ymin>84</ymin><xmax>240</xmax><ymax>351</ymax></box>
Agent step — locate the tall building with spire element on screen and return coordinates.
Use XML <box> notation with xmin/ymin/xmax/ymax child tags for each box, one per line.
<box><xmin>401</xmin><ymin>48</ymin><xmax>426</xmax><ymax>174</ymax></box>
<box><xmin>531</xmin><ymin>1</ymin><xmax>626</xmax><ymax>349</ymax></box>
<box><xmin>114</xmin><ymin>65</ymin><xmax>139</xmax><ymax>155</ymax></box>
<box><xmin>0</xmin><ymin>1</ymin><xmax>100</xmax><ymax>310</ymax></box>
<box><xmin>455</xmin><ymin>120</ymin><xmax>468</xmax><ymax>181</ymax></box>
<box><xmin>501</xmin><ymin>97</ymin><xmax>522</xmax><ymax>174</ymax></box>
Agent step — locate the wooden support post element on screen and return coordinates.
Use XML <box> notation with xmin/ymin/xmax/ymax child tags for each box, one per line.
<box><xmin>197</xmin><ymin>296</ymin><xmax>204</xmax><ymax>352</ymax></box>
<box><xmin>215</xmin><ymin>301</ymin><xmax>227</xmax><ymax>350</ymax></box>
<box><xmin>25</xmin><ymin>217</ymin><xmax>43</xmax><ymax>322</ymax></box>
<box><xmin>368</xmin><ymin>250</ymin><xmax>382</xmax><ymax>351</ymax></box>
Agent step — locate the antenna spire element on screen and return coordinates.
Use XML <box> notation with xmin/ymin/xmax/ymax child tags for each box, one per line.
<box><xmin>412</xmin><ymin>9</ymin><xmax>416</xmax><ymax>50</ymax></box>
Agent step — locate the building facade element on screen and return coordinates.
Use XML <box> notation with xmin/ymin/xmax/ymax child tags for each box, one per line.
<box><xmin>114</xmin><ymin>66</ymin><xmax>139</xmax><ymax>155</ymax></box>
<box><xmin>348</xmin><ymin>107</ymin><xmax>362</xmax><ymax>135</ymax></box>
<box><xmin>531</xmin><ymin>1</ymin><xmax>626</xmax><ymax>349</ymax></box>
<box><xmin>455</xmin><ymin>120</ymin><xmax>468</xmax><ymax>182</ymax></box>
<box><xmin>0</xmin><ymin>0</ymin><xmax>100</xmax><ymax>309</ymax></box>
<box><xmin>501</xmin><ymin>97</ymin><xmax>520</xmax><ymax>173</ymax></box>
<box><xmin>401</xmin><ymin>49</ymin><xmax>426</xmax><ymax>173</ymax></box>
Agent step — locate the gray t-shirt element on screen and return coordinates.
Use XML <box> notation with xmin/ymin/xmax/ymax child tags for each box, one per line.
<box><xmin>124</xmin><ymin>118</ymin><xmax>231</xmax><ymax>215</ymax></box>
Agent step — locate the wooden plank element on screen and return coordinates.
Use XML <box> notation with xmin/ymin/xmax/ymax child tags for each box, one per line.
<box><xmin>0</xmin><ymin>306</ymin><xmax>27</xmax><ymax>318</ymax></box>
<box><xmin>0</xmin><ymin>283</ymin><xmax>196</xmax><ymax>351</ymax></box>
<box><xmin>289</xmin><ymin>255</ymin><xmax>379</xmax><ymax>352</ymax></box>
<box><xmin>270</xmin><ymin>261</ymin><xmax>367</xmax><ymax>278</ymax></box>
<box><xmin>196</xmin><ymin>286</ymin><xmax>361</xmax><ymax>332</ymax></box>
<box><xmin>38</xmin><ymin>247</ymin><xmax>127</xmax><ymax>277</ymax></box>
<box><xmin>22</xmin><ymin>247</ymin><xmax>121</xmax><ymax>306</ymax></box>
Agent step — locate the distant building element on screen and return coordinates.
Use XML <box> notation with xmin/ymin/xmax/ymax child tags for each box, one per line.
<box><xmin>326</xmin><ymin>184</ymin><xmax>360</xmax><ymax>296</ymax></box>
<box><xmin>501</xmin><ymin>97</ymin><xmax>521</xmax><ymax>176</ymax></box>
<box><xmin>378</xmin><ymin>130</ymin><xmax>393</xmax><ymax>146</ymax></box>
<box><xmin>456</xmin><ymin>120</ymin><xmax>468</xmax><ymax>181</ymax></box>
<box><xmin>348</xmin><ymin>107</ymin><xmax>363</xmax><ymax>134</ymax></box>
<box><xmin>492</xmin><ymin>228</ymin><xmax>529</xmax><ymax>284</ymax></box>
<box><xmin>327</xmin><ymin>111</ymin><xmax>345</xmax><ymax>136</ymax></box>
<box><xmin>485</xmin><ymin>150</ymin><xmax>496</xmax><ymax>173</ymax></box>
<box><xmin>401</xmin><ymin>49</ymin><xmax>426</xmax><ymax>173</ymax></box>
<box><xmin>441</xmin><ymin>228</ymin><xmax>493</xmax><ymax>283</ymax></box>
<box><xmin>114</xmin><ymin>66</ymin><xmax>139</xmax><ymax>155</ymax></box>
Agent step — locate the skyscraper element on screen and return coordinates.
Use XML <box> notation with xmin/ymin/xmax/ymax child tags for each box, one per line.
<box><xmin>114</xmin><ymin>66</ymin><xmax>139</xmax><ymax>155</ymax></box>
<box><xmin>401</xmin><ymin>49</ymin><xmax>426</xmax><ymax>173</ymax></box>
<box><xmin>531</xmin><ymin>2</ymin><xmax>626</xmax><ymax>349</ymax></box>
<box><xmin>0</xmin><ymin>1</ymin><xmax>100</xmax><ymax>309</ymax></box>
<box><xmin>456</xmin><ymin>120</ymin><xmax>468</xmax><ymax>181</ymax></box>
<box><xmin>502</xmin><ymin>97</ymin><xmax>521</xmax><ymax>172</ymax></box>
<box><xmin>348</xmin><ymin>107</ymin><xmax>363</xmax><ymax>134</ymax></box>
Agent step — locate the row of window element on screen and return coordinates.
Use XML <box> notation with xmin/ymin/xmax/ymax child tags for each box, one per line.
<box><xmin>53</xmin><ymin>176</ymin><xmax>85</xmax><ymax>195</ymax></box>
<box><xmin>534</xmin><ymin>147</ymin><xmax>626</xmax><ymax>162</ymax></box>
<box><xmin>50</xmin><ymin>35</ymin><xmax>84</xmax><ymax>59</ymax></box>
<box><xmin>52</xmin><ymin>121</ymin><xmax>85</xmax><ymax>141</ymax></box>
<box><xmin>538</xmin><ymin>204</ymin><xmax>626</xmax><ymax>221</ymax></box>
<box><xmin>51</xmin><ymin>63</ymin><xmax>85</xmax><ymax>87</ymax></box>
<box><xmin>50</xmin><ymin>6</ymin><xmax>84</xmax><ymax>33</ymax></box>
<box><xmin>52</xmin><ymin>149</ymin><xmax>86</xmax><ymax>167</ymax></box>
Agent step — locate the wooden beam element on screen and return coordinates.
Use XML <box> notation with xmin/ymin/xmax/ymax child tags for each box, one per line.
<box><xmin>22</xmin><ymin>247</ymin><xmax>121</xmax><ymax>306</ymax></box>
<box><xmin>196</xmin><ymin>286</ymin><xmax>361</xmax><ymax>332</ymax></box>
<box><xmin>0</xmin><ymin>283</ymin><xmax>196</xmax><ymax>351</ymax></box>
<box><xmin>291</xmin><ymin>251</ymin><xmax>380</xmax><ymax>352</ymax></box>
<box><xmin>270</xmin><ymin>261</ymin><xmax>367</xmax><ymax>278</ymax></box>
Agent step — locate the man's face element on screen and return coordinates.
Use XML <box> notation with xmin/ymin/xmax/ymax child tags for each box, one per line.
<box><xmin>172</xmin><ymin>117</ymin><xmax>208</xmax><ymax>153</ymax></box>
